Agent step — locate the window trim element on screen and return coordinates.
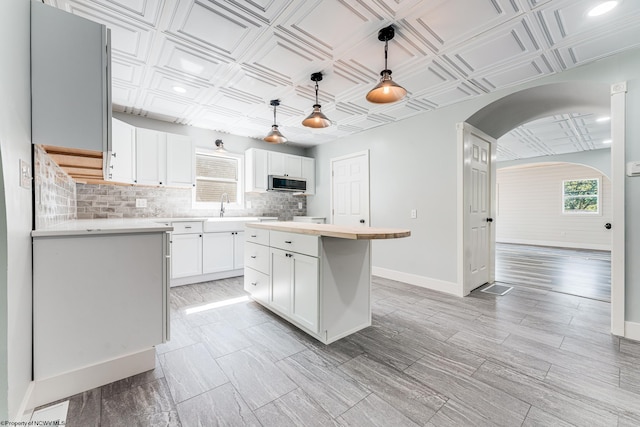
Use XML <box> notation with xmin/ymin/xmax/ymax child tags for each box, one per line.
<box><xmin>561</xmin><ymin>177</ymin><xmax>601</xmax><ymax>215</ymax></box>
<box><xmin>192</xmin><ymin>149</ymin><xmax>244</xmax><ymax>210</ymax></box>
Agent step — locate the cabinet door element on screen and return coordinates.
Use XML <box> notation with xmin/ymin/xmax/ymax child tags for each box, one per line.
<box><xmin>291</xmin><ymin>253</ymin><xmax>319</xmax><ymax>333</ymax></box>
<box><xmin>110</xmin><ymin>119</ymin><xmax>135</xmax><ymax>184</ymax></box>
<box><xmin>270</xmin><ymin>249</ymin><xmax>292</xmax><ymax>315</ymax></box>
<box><xmin>166</xmin><ymin>133</ymin><xmax>194</xmax><ymax>188</ymax></box>
<box><xmin>245</xmin><ymin>149</ymin><xmax>268</xmax><ymax>192</ymax></box>
<box><xmin>31</xmin><ymin>1</ymin><xmax>110</xmax><ymax>152</ymax></box>
<box><xmin>284</xmin><ymin>154</ymin><xmax>302</xmax><ymax>178</ymax></box>
<box><xmin>301</xmin><ymin>157</ymin><xmax>315</xmax><ymax>195</ymax></box>
<box><xmin>202</xmin><ymin>232</ymin><xmax>234</xmax><ymax>274</ymax></box>
<box><xmin>171</xmin><ymin>233</ymin><xmax>202</xmax><ymax>279</ymax></box>
<box><xmin>267</xmin><ymin>152</ymin><xmax>285</xmax><ymax>176</ymax></box>
<box><xmin>234</xmin><ymin>231</ymin><xmax>245</xmax><ymax>269</ymax></box>
<box><xmin>136</xmin><ymin>128</ymin><xmax>166</xmax><ymax>186</ymax></box>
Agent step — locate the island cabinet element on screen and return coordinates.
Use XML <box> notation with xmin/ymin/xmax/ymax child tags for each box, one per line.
<box><xmin>243</xmin><ymin>222</ymin><xmax>412</xmax><ymax>344</ymax></box>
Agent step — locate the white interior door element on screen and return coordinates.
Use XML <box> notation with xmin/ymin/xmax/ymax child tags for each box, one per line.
<box><xmin>460</xmin><ymin>123</ymin><xmax>496</xmax><ymax>295</ymax></box>
<box><xmin>331</xmin><ymin>151</ymin><xmax>370</xmax><ymax>226</ymax></box>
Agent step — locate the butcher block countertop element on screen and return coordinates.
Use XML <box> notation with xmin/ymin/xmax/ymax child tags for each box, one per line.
<box><xmin>246</xmin><ymin>221</ymin><xmax>411</xmax><ymax>240</ymax></box>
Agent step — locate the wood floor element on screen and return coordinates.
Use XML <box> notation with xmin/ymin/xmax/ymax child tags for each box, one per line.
<box><xmin>44</xmin><ymin>274</ymin><xmax>639</xmax><ymax>427</ymax></box>
<box><xmin>495</xmin><ymin>242</ymin><xmax>611</xmax><ymax>302</ymax></box>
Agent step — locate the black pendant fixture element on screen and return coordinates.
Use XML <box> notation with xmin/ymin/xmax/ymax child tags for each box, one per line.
<box><xmin>366</xmin><ymin>25</ymin><xmax>407</xmax><ymax>104</ymax></box>
<box><xmin>263</xmin><ymin>99</ymin><xmax>287</xmax><ymax>144</ymax></box>
<box><xmin>302</xmin><ymin>72</ymin><xmax>331</xmax><ymax>128</ymax></box>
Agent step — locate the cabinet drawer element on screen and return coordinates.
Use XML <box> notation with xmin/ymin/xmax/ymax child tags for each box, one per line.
<box><xmin>245</xmin><ymin>227</ymin><xmax>269</xmax><ymax>246</ymax></box>
<box><xmin>172</xmin><ymin>221</ymin><xmax>203</xmax><ymax>234</ymax></box>
<box><xmin>270</xmin><ymin>231</ymin><xmax>319</xmax><ymax>257</ymax></box>
<box><xmin>245</xmin><ymin>242</ymin><xmax>269</xmax><ymax>274</ymax></box>
<box><xmin>244</xmin><ymin>267</ymin><xmax>269</xmax><ymax>304</ymax></box>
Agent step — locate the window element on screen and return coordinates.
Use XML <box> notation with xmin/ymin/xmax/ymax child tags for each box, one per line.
<box><xmin>193</xmin><ymin>151</ymin><xmax>243</xmax><ymax>208</ymax></box>
<box><xmin>562</xmin><ymin>178</ymin><xmax>599</xmax><ymax>214</ymax></box>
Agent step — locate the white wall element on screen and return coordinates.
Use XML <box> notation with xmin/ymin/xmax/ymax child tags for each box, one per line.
<box><xmin>496</xmin><ymin>163</ymin><xmax>612</xmax><ymax>250</ymax></box>
<box><xmin>0</xmin><ymin>0</ymin><xmax>33</xmax><ymax>420</ymax></box>
<box><xmin>307</xmin><ymin>47</ymin><xmax>640</xmax><ymax>300</ymax></box>
<box><xmin>498</xmin><ymin>148</ymin><xmax>611</xmax><ymax>178</ymax></box>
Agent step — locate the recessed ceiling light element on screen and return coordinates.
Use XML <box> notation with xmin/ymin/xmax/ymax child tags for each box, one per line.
<box><xmin>172</xmin><ymin>86</ymin><xmax>187</xmax><ymax>94</ymax></box>
<box><xmin>603</xmin><ymin>139</ymin><xmax>612</xmax><ymax>144</ymax></box>
<box><xmin>596</xmin><ymin>116</ymin><xmax>611</xmax><ymax>122</ymax></box>
<box><xmin>588</xmin><ymin>1</ymin><xmax>618</xmax><ymax>17</ymax></box>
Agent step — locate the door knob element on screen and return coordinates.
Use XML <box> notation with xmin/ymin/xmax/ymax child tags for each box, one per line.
<box><xmin>605</xmin><ymin>223</ymin><xmax>612</xmax><ymax>229</ymax></box>
<box><xmin>486</xmin><ymin>218</ymin><xmax>494</xmax><ymax>223</ymax></box>
<box><xmin>360</xmin><ymin>219</ymin><xmax>365</xmax><ymax>224</ymax></box>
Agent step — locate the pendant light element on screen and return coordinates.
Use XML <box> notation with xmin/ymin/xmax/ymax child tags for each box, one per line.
<box><xmin>263</xmin><ymin>99</ymin><xmax>287</xmax><ymax>144</ymax></box>
<box><xmin>366</xmin><ymin>25</ymin><xmax>407</xmax><ymax>104</ymax></box>
<box><xmin>302</xmin><ymin>72</ymin><xmax>331</xmax><ymax>128</ymax></box>
<box><xmin>214</xmin><ymin>139</ymin><xmax>226</xmax><ymax>152</ymax></box>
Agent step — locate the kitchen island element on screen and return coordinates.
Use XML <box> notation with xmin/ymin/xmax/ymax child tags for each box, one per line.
<box><xmin>244</xmin><ymin>222</ymin><xmax>410</xmax><ymax>344</ymax></box>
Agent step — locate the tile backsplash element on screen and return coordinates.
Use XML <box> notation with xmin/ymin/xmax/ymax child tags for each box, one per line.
<box><xmin>34</xmin><ymin>145</ymin><xmax>77</xmax><ymax>229</ymax></box>
<box><xmin>76</xmin><ymin>184</ymin><xmax>306</xmax><ymax>220</ymax></box>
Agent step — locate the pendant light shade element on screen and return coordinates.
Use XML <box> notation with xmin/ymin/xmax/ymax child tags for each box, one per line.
<box><xmin>302</xmin><ymin>72</ymin><xmax>331</xmax><ymax>128</ymax></box>
<box><xmin>264</xmin><ymin>99</ymin><xmax>287</xmax><ymax>144</ymax></box>
<box><xmin>366</xmin><ymin>25</ymin><xmax>407</xmax><ymax>104</ymax></box>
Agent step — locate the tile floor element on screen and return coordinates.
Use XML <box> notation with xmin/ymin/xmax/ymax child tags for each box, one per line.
<box><xmin>45</xmin><ymin>276</ymin><xmax>640</xmax><ymax>426</ymax></box>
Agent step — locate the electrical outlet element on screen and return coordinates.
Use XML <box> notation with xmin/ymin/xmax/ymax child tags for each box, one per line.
<box><xmin>410</xmin><ymin>209</ymin><xmax>417</xmax><ymax>219</ymax></box>
<box><xmin>246</xmin><ymin>200</ymin><xmax>252</xmax><ymax>209</ymax></box>
<box><xmin>136</xmin><ymin>198</ymin><xmax>147</xmax><ymax>208</ymax></box>
<box><xmin>298</xmin><ymin>202</ymin><xmax>303</xmax><ymax>209</ymax></box>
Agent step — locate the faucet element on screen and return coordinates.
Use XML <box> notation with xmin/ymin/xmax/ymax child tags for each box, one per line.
<box><xmin>220</xmin><ymin>193</ymin><xmax>230</xmax><ymax>217</ymax></box>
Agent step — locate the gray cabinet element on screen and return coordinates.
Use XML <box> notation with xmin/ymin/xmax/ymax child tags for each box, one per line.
<box><xmin>31</xmin><ymin>0</ymin><xmax>111</xmax><ymax>155</ymax></box>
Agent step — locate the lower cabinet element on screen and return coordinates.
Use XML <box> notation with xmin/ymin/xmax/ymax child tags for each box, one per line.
<box><xmin>33</xmin><ymin>231</ymin><xmax>170</xmax><ymax>381</ymax></box>
<box><xmin>171</xmin><ymin>233</ymin><xmax>203</xmax><ymax>278</ymax></box>
<box><xmin>203</xmin><ymin>231</ymin><xmax>244</xmax><ymax>274</ymax></box>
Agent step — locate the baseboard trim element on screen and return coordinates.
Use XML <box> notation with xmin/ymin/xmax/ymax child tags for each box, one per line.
<box><xmin>372</xmin><ymin>267</ymin><xmax>461</xmax><ymax>297</ymax></box>
<box><xmin>624</xmin><ymin>321</ymin><xmax>640</xmax><ymax>341</ymax></box>
<box><xmin>497</xmin><ymin>238</ymin><xmax>611</xmax><ymax>251</ymax></box>
<box><xmin>15</xmin><ymin>381</ymin><xmax>35</xmax><ymax>422</ymax></box>
<box><xmin>29</xmin><ymin>348</ymin><xmax>156</xmax><ymax>409</ymax></box>
<box><xmin>171</xmin><ymin>270</ymin><xmax>243</xmax><ymax>287</ymax></box>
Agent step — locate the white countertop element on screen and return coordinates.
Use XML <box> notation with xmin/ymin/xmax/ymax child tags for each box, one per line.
<box><xmin>32</xmin><ymin>216</ymin><xmax>279</xmax><ymax>237</ymax></box>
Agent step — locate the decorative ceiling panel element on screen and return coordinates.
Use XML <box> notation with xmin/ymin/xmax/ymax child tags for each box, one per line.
<box><xmin>43</xmin><ymin>0</ymin><xmax>640</xmax><ymax>156</ymax></box>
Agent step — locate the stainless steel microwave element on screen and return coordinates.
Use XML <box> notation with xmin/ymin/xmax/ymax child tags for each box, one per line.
<box><xmin>267</xmin><ymin>175</ymin><xmax>307</xmax><ymax>192</ymax></box>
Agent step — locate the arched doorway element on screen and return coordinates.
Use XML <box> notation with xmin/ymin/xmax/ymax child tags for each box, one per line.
<box><xmin>457</xmin><ymin>81</ymin><xmax>626</xmax><ymax>335</ymax></box>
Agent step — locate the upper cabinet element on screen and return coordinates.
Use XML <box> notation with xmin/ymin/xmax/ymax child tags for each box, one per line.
<box><xmin>131</xmin><ymin>128</ymin><xmax>194</xmax><ymax>188</ymax></box>
<box><xmin>135</xmin><ymin>129</ymin><xmax>166</xmax><ymax>186</ymax></box>
<box><xmin>109</xmin><ymin>119</ymin><xmax>135</xmax><ymax>184</ymax></box>
<box><xmin>268</xmin><ymin>152</ymin><xmax>302</xmax><ymax>178</ymax></box>
<box><xmin>166</xmin><ymin>133</ymin><xmax>195</xmax><ymax>188</ymax></box>
<box><xmin>31</xmin><ymin>1</ymin><xmax>111</xmax><ymax>156</ymax></box>
<box><xmin>246</xmin><ymin>149</ymin><xmax>315</xmax><ymax>195</ymax></box>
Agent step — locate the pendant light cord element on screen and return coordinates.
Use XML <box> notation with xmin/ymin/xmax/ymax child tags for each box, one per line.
<box><xmin>384</xmin><ymin>38</ymin><xmax>389</xmax><ymax>71</ymax></box>
<box><xmin>273</xmin><ymin>103</ymin><xmax>277</xmax><ymax>125</ymax></box>
<box><xmin>315</xmin><ymin>82</ymin><xmax>319</xmax><ymax>105</ymax></box>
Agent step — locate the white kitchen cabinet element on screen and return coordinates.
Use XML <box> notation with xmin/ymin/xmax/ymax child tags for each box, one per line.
<box><xmin>33</xmin><ymin>230</ymin><xmax>169</xmax><ymax>381</ymax></box>
<box><xmin>109</xmin><ymin>119</ymin><xmax>136</xmax><ymax>184</ymax></box>
<box><xmin>203</xmin><ymin>231</ymin><xmax>244</xmax><ymax>274</ymax></box>
<box><xmin>171</xmin><ymin>224</ymin><xmax>203</xmax><ymax>280</ymax></box>
<box><xmin>31</xmin><ymin>1</ymin><xmax>111</xmax><ymax>156</ymax></box>
<box><xmin>268</xmin><ymin>152</ymin><xmax>302</xmax><ymax>177</ymax></box>
<box><xmin>270</xmin><ymin>248</ymin><xmax>319</xmax><ymax>332</ymax></box>
<box><xmin>136</xmin><ymin>128</ymin><xmax>167</xmax><ymax>186</ymax></box>
<box><xmin>166</xmin><ymin>133</ymin><xmax>195</xmax><ymax>188</ymax></box>
<box><xmin>245</xmin><ymin>148</ymin><xmax>315</xmax><ymax>193</ymax></box>
<box><xmin>301</xmin><ymin>157</ymin><xmax>315</xmax><ymax>195</ymax></box>
<box><xmin>245</xmin><ymin>148</ymin><xmax>268</xmax><ymax>192</ymax></box>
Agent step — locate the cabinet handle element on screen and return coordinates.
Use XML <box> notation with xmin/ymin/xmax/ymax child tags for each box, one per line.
<box><xmin>286</xmin><ymin>253</ymin><xmax>293</xmax><ymax>258</ymax></box>
<box><xmin>251</xmin><ymin>282</ymin><xmax>257</xmax><ymax>286</ymax></box>
<box><xmin>284</xmin><ymin>240</ymin><xmax>292</xmax><ymax>244</ymax></box>
<box><xmin>250</xmin><ymin>255</ymin><xmax>256</xmax><ymax>259</ymax></box>
<box><xmin>185</xmin><ymin>226</ymin><xmax>192</xmax><ymax>229</ymax></box>
<box><xmin>251</xmin><ymin>234</ymin><xmax>257</xmax><ymax>238</ymax></box>
<box><xmin>111</xmin><ymin>152</ymin><xmax>117</xmax><ymax>158</ymax></box>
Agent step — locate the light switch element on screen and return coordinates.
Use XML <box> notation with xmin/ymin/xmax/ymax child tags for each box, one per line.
<box><xmin>19</xmin><ymin>159</ymin><xmax>31</xmax><ymax>189</ymax></box>
<box><xmin>246</xmin><ymin>200</ymin><xmax>252</xmax><ymax>209</ymax></box>
<box><xmin>298</xmin><ymin>202</ymin><xmax>303</xmax><ymax>209</ymax></box>
<box><xmin>410</xmin><ymin>209</ymin><xmax>417</xmax><ymax>219</ymax></box>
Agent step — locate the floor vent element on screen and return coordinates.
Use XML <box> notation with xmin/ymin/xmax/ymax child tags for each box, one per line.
<box><xmin>481</xmin><ymin>284</ymin><xmax>513</xmax><ymax>296</ymax></box>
